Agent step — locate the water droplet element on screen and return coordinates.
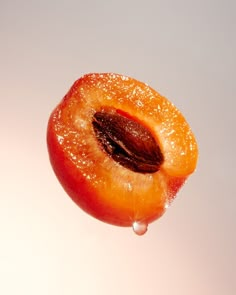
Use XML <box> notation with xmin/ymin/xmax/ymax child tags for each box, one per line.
<box><xmin>126</xmin><ymin>182</ymin><xmax>133</xmax><ymax>192</ymax></box>
<box><xmin>164</xmin><ymin>202</ymin><xmax>169</xmax><ymax>209</ymax></box>
<box><xmin>132</xmin><ymin>221</ymin><xmax>148</xmax><ymax>236</ymax></box>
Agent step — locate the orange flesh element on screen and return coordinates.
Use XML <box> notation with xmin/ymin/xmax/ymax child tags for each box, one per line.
<box><xmin>47</xmin><ymin>73</ymin><xmax>198</xmax><ymax>227</ymax></box>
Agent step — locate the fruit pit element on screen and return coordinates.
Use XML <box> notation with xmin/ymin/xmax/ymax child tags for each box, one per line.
<box><xmin>92</xmin><ymin>109</ymin><xmax>164</xmax><ymax>174</ymax></box>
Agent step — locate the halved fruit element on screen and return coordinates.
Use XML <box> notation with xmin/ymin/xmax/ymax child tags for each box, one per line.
<box><xmin>47</xmin><ymin>73</ymin><xmax>198</xmax><ymax>234</ymax></box>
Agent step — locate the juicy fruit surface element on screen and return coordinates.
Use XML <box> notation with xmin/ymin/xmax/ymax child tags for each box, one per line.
<box><xmin>47</xmin><ymin>73</ymin><xmax>198</xmax><ymax>227</ymax></box>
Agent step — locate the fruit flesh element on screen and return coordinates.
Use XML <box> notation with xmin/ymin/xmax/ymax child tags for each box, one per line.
<box><xmin>47</xmin><ymin>73</ymin><xmax>198</xmax><ymax>227</ymax></box>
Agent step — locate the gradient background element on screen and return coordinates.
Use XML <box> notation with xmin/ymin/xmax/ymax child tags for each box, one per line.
<box><xmin>1</xmin><ymin>1</ymin><xmax>235</xmax><ymax>294</ymax></box>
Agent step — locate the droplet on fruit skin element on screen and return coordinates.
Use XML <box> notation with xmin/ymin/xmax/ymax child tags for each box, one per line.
<box><xmin>132</xmin><ymin>221</ymin><xmax>148</xmax><ymax>236</ymax></box>
<box><xmin>164</xmin><ymin>202</ymin><xmax>170</xmax><ymax>209</ymax></box>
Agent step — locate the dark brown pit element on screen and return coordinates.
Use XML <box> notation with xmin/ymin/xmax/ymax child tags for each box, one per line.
<box><xmin>92</xmin><ymin>110</ymin><xmax>164</xmax><ymax>173</ymax></box>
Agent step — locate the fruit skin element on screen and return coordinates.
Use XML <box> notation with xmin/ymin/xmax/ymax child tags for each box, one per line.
<box><xmin>47</xmin><ymin>73</ymin><xmax>198</xmax><ymax>227</ymax></box>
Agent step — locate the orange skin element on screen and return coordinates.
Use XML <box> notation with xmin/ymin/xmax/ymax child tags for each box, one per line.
<box><xmin>47</xmin><ymin>73</ymin><xmax>198</xmax><ymax>227</ymax></box>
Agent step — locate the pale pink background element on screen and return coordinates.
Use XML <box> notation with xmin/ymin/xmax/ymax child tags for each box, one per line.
<box><xmin>1</xmin><ymin>1</ymin><xmax>235</xmax><ymax>294</ymax></box>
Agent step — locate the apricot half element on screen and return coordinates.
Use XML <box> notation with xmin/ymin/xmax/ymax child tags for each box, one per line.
<box><xmin>47</xmin><ymin>73</ymin><xmax>198</xmax><ymax>234</ymax></box>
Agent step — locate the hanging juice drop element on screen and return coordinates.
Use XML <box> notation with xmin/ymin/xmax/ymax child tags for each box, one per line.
<box><xmin>132</xmin><ymin>221</ymin><xmax>148</xmax><ymax>236</ymax></box>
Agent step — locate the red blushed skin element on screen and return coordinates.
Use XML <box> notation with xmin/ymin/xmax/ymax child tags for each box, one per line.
<box><xmin>47</xmin><ymin>73</ymin><xmax>198</xmax><ymax>227</ymax></box>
